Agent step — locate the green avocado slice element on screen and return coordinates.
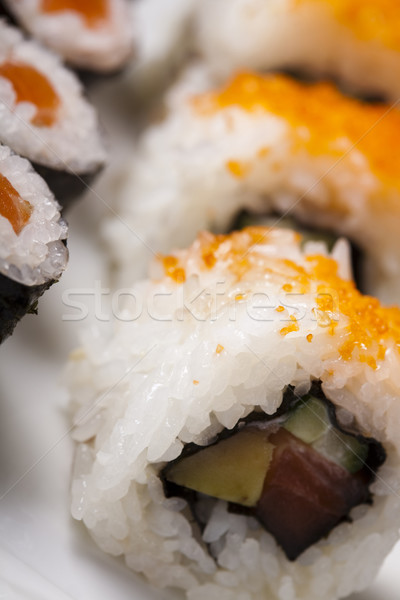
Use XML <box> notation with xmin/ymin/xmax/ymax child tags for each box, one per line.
<box><xmin>164</xmin><ymin>427</ymin><xmax>275</xmax><ymax>507</ymax></box>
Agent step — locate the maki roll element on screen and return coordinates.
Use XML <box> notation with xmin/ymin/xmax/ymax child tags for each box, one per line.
<box><xmin>195</xmin><ymin>0</ymin><xmax>400</xmax><ymax>101</ymax></box>
<box><xmin>0</xmin><ymin>143</ymin><xmax>68</xmax><ymax>342</ymax></box>
<box><xmin>67</xmin><ymin>227</ymin><xmax>400</xmax><ymax>600</ymax></box>
<box><xmin>0</xmin><ymin>21</ymin><xmax>106</xmax><ymax>201</ymax></box>
<box><xmin>102</xmin><ymin>68</ymin><xmax>400</xmax><ymax>302</ymax></box>
<box><xmin>1</xmin><ymin>0</ymin><xmax>134</xmax><ymax>73</ymax></box>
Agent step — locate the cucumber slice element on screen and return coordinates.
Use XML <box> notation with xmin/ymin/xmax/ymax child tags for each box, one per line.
<box><xmin>283</xmin><ymin>396</ymin><xmax>330</xmax><ymax>444</ymax></box>
<box><xmin>284</xmin><ymin>395</ymin><xmax>369</xmax><ymax>473</ymax></box>
<box><xmin>313</xmin><ymin>429</ymin><xmax>369</xmax><ymax>474</ymax></box>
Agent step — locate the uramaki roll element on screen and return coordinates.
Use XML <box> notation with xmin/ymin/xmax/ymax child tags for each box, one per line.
<box><xmin>0</xmin><ymin>143</ymin><xmax>67</xmax><ymax>342</ymax></box>
<box><xmin>67</xmin><ymin>227</ymin><xmax>400</xmax><ymax>600</ymax></box>
<box><xmin>195</xmin><ymin>0</ymin><xmax>400</xmax><ymax>101</ymax></box>
<box><xmin>1</xmin><ymin>0</ymin><xmax>134</xmax><ymax>73</ymax></box>
<box><xmin>0</xmin><ymin>20</ymin><xmax>106</xmax><ymax>201</ymax></box>
<box><xmin>102</xmin><ymin>68</ymin><xmax>400</xmax><ymax>302</ymax></box>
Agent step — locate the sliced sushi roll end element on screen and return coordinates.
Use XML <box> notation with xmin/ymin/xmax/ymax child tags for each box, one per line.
<box><xmin>0</xmin><ymin>20</ymin><xmax>107</xmax><ymax>202</ymax></box>
<box><xmin>67</xmin><ymin>228</ymin><xmax>400</xmax><ymax>600</ymax></box>
<box><xmin>0</xmin><ymin>143</ymin><xmax>68</xmax><ymax>342</ymax></box>
<box><xmin>1</xmin><ymin>0</ymin><xmax>134</xmax><ymax>72</ymax></box>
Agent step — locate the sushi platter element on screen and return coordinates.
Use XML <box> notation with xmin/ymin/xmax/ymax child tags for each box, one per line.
<box><xmin>1</xmin><ymin>1</ymin><xmax>400</xmax><ymax>599</ymax></box>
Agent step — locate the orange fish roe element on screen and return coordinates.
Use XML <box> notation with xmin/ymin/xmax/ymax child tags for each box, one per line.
<box><xmin>41</xmin><ymin>0</ymin><xmax>109</xmax><ymax>28</ymax></box>
<box><xmin>0</xmin><ymin>61</ymin><xmax>60</xmax><ymax>127</ymax></box>
<box><xmin>307</xmin><ymin>254</ymin><xmax>400</xmax><ymax>366</ymax></box>
<box><xmin>193</xmin><ymin>228</ymin><xmax>309</xmax><ymax>286</ymax></box>
<box><xmin>161</xmin><ymin>228</ymin><xmax>400</xmax><ymax>368</ymax></box>
<box><xmin>193</xmin><ymin>72</ymin><xmax>400</xmax><ymax>190</ymax></box>
<box><xmin>377</xmin><ymin>344</ymin><xmax>386</xmax><ymax>360</ymax></box>
<box><xmin>202</xmin><ymin>248</ymin><xmax>217</xmax><ymax>269</ymax></box>
<box><xmin>282</xmin><ymin>283</ymin><xmax>293</xmax><ymax>292</ymax></box>
<box><xmin>0</xmin><ymin>173</ymin><xmax>32</xmax><ymax>234</ymax></box>
<box><xmin>276</xmin><ymin>306</ymin><xmax>285</xmax><ymax>313</ymax></box>
<box><xmin>226</xmin><ymin>159</ymin><xmax>249</xmax><ymax>178</ymax></box>
<box><xmin>193</xmin><ymin>380</ymin><xmax>199</xmax><ymax>385</ymax></box>
<box><xmin>162</xmin><ymin>255</ymin><xmax>186</xmax><ymax>283</ymax></box>
<box><xmin>280</xmin><ymin>316</ymin><xmax>300</xmax><ymax>337</ymax></box>
<box><xmin>295</xmin><ymin>0</ymin><xmax>400</xmax><ymax>52</ymax></box>
<box><xmin>199</xmin><ymin>229</ymin><xmax>258</xmax><ymax>280</ymax></box>
<box><xmin>307</xmin><ymin>333</ymin><xmax>313</xmax><ymax>343</ymax></box>
<box><xmin>257</xmin><ymin>147</ymin><xmax>270</xmax><ymax>159</ymax></box>
<box><xmin>216</xmin><ymin>344</ymin><xmax>224</xmax><ymax>354</ymax></box>
<box><xmin>316</xmin><ymin>292</ymin><xmax>335</xmax><ymax>313</ymax></box>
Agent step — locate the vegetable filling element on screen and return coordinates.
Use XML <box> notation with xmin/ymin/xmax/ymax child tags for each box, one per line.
<box><xmin>162</xmin><ymin>384</ymin><xmax>385</xmax><ymax>560</ymax></box>
<box><xmin>0</xmin><ymin>61</ymin><xmax>60</xmax><ymax>127</ymax></box>
<box><xmin>0</xmin><ymin>173</ymin><xmax>32</xmax><ymax>234</ymax></box>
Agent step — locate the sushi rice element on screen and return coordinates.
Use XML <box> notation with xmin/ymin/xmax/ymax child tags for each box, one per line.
<box><xmin>0</xmin><ymin>143</ymin><xmax>67</xmax><ymax>287</ymax></box>
<box><xmin>67</xmin><ymin>227</ymin><xmax>400</xmax><ymax>600</ymax></box>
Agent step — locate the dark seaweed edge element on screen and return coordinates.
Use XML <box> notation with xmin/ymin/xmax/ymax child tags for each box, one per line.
<box><xmin>161</xmin><ymin>381</ymin><xmax>385</xmax><ymax>477</ymax></box>
<box><xmin>32</xmin><ymin>162</ymin><xmax>103</xmax><ymax>207</ymax></box>
<box><xmin>0</xmin><ymin>272</ymin><xmax>53</xmax><ymax>343</ymax></box>
<box><xmin>0</xmin><ymin>234</ymin><xmax>67</xmax><ymax>343</ymax></box>
<box><xmin>0</xmin><ymin>5</ymin><xmax>16</xmax><ymax>26</ymax></box>
<box><xmin>265</xmin><ymin>67</ymin><xmax>388</xmax><ymax>104</ymax></box>
<box><xmin>74</xmin><ymin>63</ymin><xmax>131</xmax><ymax>86</ymax></box>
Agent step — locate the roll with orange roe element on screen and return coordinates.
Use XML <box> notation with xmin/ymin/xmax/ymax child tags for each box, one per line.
<box><xmin>195</xmin><ymin>0</ymin><xmax>400</xmax><ymax>101</ymax></box>
<box><xmin>102</xmin><ymin>66</ymin><xmax>400</xmax><ymax>302</ymax></box>
<box><xmin>0</xmin><ymin>143</ymin><xmax>67</xmax><ymax>342</ymax></box>
<box><xmin>1</xmin><ymin>0</ymin><xmax>134</xmax><ymax>73</ymax></box>
<box><xmin>0</xmin><ymin>21</ymin><xmax>106</xmax><ymax>201</ymax></box>
<box><xmin>67</xmin><ymin>226</ymin><xmax>400</xmax><ymax>600</ymax></box>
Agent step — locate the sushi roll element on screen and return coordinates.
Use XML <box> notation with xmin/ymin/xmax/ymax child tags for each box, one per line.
<box><xmin>195</xmin><ymin>0</ymin><xmax>400</xmax><ymax>101</ymax></box>
<box><xmin>1</xmin><ymin>0</ymin><xmax>134</xmax><ymax>73</ymax></box>
<box><xmin>102</xmin><ymin>67</ymin><xmax>400</xmax><ymax>302</ymax></box>
<box><xmin>67</xmin><ymin>227</ymin><xmax>400</xmax><ymax>600</ymax></box>
<box><xmin>0</xmin><ymin>143</ymin><xmax>68</xmax><ymax>342</ymax></box>
<box><xmin>0</xmin><ymin>20</ymin><xmax>106</xmax><ymax>202</ymax></box>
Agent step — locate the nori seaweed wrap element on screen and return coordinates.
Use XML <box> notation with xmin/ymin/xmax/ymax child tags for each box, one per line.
<box><xmin>0</xmin><ymin>143</ymin><xmax>68</xmax><ymax>342</ymax></box>
<box><xmin>0</xmin><ymin>0</ymin><xmax>134</xmax><ymax>73</ymax></box>
<box><xmin>0</xmin><ymin>20</ymin><xmax>106</xmax><ymax>203</ymax></box>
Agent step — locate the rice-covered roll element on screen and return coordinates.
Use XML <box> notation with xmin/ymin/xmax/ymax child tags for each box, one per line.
<box><xmin>0</xmin><ymin>143</ymin><xmax>68</xmax><ymax>342</ymax></box>
<box><xmin>67</xmin><ymin>227</ymin><xmax>400</xmax><ymax>600</ymax></box>
<box><xmin>0</xmin><ymin>21</ymin><xmax>106</xmax><ymax>201</ymax></box>
<box><xmin>195</xmin><ymin>0</ymin><xmax>400</xmax><ymax>101</ymax></box>
<box><xmin>1</xmin><ymin>0</ymin><xmax>134</xmax><ymax>73</ymax></box>
<box><xmin>102</xmin><ymin>67</ymin><xmax>400</xmax><ymax>302</ymax></box>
